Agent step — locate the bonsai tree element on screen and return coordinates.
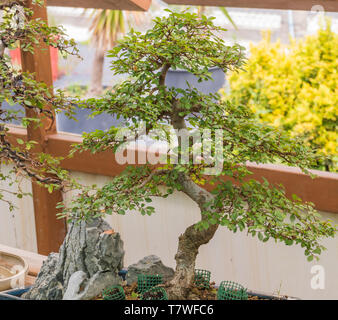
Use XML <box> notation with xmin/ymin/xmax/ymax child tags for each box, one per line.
<box><xmin>0</xmin><ymin>0</ymin><xmax>78</xmax><ymax>207</ymax></box>
<box><xmin>62</xmin><ymin>10</ymin><xmax>336</xmax><ymax>299</ymax></box>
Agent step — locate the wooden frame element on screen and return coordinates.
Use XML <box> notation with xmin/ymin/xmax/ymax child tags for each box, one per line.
<box><xmin>8</xmin><ymin>0</ymin><xmax>337</xmax><ymax>255</ymax></box>
<box><xmin>46</xmin><ymin>0</ymin><xmax>151</xmax><ymax>11</ymax></box>
<box><xmin>20</xmin><ymin>1</ymin><xmax>67</xmax><ymax>255</ymax></box>
<box><xmin>163</xmin><ymin>0</ymin><xmax>338</xmax><ymax>12</ymax></box>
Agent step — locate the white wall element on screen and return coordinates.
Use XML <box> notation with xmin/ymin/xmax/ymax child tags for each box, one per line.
<box><xmin>0</xmin><ymin>164</ymin><xmax>37</xmax><ymax>252</ymax></box>
<box><xmin>1</xmin><ymin>166</ymin><xmax>337</xmax><ymax>299</ymax></box>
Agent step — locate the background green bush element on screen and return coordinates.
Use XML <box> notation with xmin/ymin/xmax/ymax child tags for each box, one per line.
<box><xmin>226</xmin><ymin>22</ymin><xmax>337</xmax><ymax>172</ymax></box>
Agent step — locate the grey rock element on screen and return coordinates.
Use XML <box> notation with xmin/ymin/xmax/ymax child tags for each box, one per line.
<box><xmin>126</xmin><ymin>255</ymin><xmax>175</xmax><ymax>285</ymax></box>
<box><xmin>22</xmin><ymin>253</ymin><xmax>63</xmax><ymax>300</ymax></box>
<box><xmin>23</xmin><ymin>218</ymin><xmax>125</xmax><ymax>300</ymax></box>
<box><xmin>65</xmin><ymin>271</ymin><xmax>120</xmax><ymax>300</ymax></box>
<box><xmin>62</xmin><ymin>271</ymin><xmax>87</xmax><ymax>300</ymax></box>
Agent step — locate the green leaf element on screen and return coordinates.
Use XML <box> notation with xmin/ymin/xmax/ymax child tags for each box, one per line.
<box><xmin>47</xmin><ymin>185</ymin><xmax>54</xmax><ymax>193</ymax></box>
<box><xmin>307</xmin><ymin>255</ymin><xmax>314</xmax><ymax>262</ymax></box>
<box><xmin>16</xmin><ymin>138</ymin><xmax>24</xmax><ymax>145</ymax></box>
<box><xmin>118</xmin><ymin>209</ymin><xmax>126</xmax><ymax>215</ymax></box>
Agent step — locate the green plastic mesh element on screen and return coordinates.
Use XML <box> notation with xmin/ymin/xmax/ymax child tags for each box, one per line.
<box><xmin>194</xmin><ymin>269</ymin><xmax>211</xmax><ymax>289</ymax></box>
<box><xmin>102</xmin><ymin>285</ymin><xmax>126</xmax><ymax>300</ymax></box>
<box><xmin>137</xmin><ymin>274</ymin><xmax>163</xmax><ymax>293</ymax></box>
<box><xmin>217</xmin><ymin>281</ymin><xmax>248</xmax><ymax>300</ymax></box>
<box><xmin>141</xmin><ymin>287</ymin><xmax>168</xmax><ymax>300</ymax></box>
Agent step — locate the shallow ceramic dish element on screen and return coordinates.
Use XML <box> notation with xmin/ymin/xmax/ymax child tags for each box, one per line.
<box><xmin>0</xmin><ymin>251</ymin><xmax>28</xmax><ymax>292</ymax></box>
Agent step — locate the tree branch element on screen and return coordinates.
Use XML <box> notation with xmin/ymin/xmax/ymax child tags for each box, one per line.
<box><xmin>177</xmin><ymin>172</ymin><xmax>213</xmax><ymax>212</ymax></box>
<box><xmin>159</xmin><ymin>63</ymin><xmax>170</xmax><ymax>87</ymax></box>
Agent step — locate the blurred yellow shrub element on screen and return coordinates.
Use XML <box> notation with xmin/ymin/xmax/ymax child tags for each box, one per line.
<box><xmin>226</xmin><ymin>22</ymin><xmax>337</xmax><ymax>171</ymax></box>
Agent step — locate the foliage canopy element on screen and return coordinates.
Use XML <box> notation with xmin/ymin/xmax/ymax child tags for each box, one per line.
<box><xmin>62</xmin><ymin>10</ymin><xmax>336</xmax><ymax>262</ymax></box>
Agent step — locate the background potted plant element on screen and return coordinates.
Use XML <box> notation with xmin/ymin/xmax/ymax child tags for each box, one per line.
<box><xmin>165</xmin><ymin>5</ymin><xmax>237</xmax><ymax>95</ymax></box>
<box><xmin>56</xmin><ymin>8</ymin><xmax>145</xmax><ymax>134</ymax></box>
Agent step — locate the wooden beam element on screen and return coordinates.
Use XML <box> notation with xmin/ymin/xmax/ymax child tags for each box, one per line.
<box><xmin>46</xmin><ymin>0</ymin><xmax>151</xmax><ymax>11</ymax></box>
<box><xmin>7</xmin><ymin>127</ymin><xmax>338</xmax><ymax>214</ymax></box>
<box><xmin>163</xmin><ymin>0</ymin><xmax>338</xmax><ymax>12</ymax></box>
<box><xmin>20</xmin><ymin>1</ymin><xmax>67</xmax><ymax>255</ymax></box>
<box><xmin>47</xmin><ymin>131</ymin><xmax>338</xmax><ymax>214</ymax></box>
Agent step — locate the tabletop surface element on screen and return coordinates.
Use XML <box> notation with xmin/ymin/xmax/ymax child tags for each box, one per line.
<box><xmin>0</xmin><ymin>244</ymin><xmax>46</xmax><ymax>286</ymax></box>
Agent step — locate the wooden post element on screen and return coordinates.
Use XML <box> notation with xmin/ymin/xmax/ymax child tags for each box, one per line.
<box><xmin>163</xmin><ymin>0</ymin><xmax>338</xmax><ymax>12</ymax></box>
<box><xmin>20</xmin><ymin>0</ymin><xmax>66</xmax><ymax>255</ymax></box>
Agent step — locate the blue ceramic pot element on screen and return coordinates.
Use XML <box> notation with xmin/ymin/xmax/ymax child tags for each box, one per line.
<box><xmin>165</xmin><ymin>67</ymin><xmax>226</xmax><ymax>94</ymax></box>
<box><xmin>56</xmin><ymin>107</ymin><xmax>123</xmax><ymax>135</ymax></box>
<box><xmin>2</xmin><ymin>68</ymin><xmax>225</xmax><ymax>134</ymax></box>
<box><xmin>0</xmin><ymin>287</ymin><xmax>30</xmax><ymax>300</ymax></box>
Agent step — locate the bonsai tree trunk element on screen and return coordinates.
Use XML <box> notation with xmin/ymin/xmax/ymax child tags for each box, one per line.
<box><xmin>163</xmin><ymin>108</ymin><xmax>220</xmax><ymax>299</ymax></box>
<box><xmin>167</xmin><ymin>214</ymin><xmax>219</xmax><ymax>299</ymax></box>
<box><xmin>88</xmin><ymin>47</ymin><xmax>105</xmax><ymax>96</ymax></box>
<box><xmin>165</xmin><ymin>171</ymin><xmax>219</xmax><ymax>299</ymax></box>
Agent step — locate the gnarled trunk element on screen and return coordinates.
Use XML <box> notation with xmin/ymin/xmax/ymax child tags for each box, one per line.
<box><xmin>165</xmin><ymin>173</ymin><xmax>219</xmax><ymax>299</ymax></box>
<box><xmin>166</xmin><ymin>222</ymin><xmax>218</xmax><ymax>299</ymax></box>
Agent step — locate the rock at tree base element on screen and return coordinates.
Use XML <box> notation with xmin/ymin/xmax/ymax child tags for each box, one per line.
<box><xmin>126</xmin><ymin>255</ymin><xmax>174</xmax><ymax>285</ymax></box>
<box><xmin>23</xmin><ymin>218</ymin><xmax>124</xmax><ymax>300</ymax></box>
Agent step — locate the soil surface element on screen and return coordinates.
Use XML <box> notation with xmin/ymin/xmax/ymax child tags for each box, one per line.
<box><xmin>95</xmin><ymin>281</ymin><xmax>286</xmax><ymax>300</ymax></box>
<box><xmin>142</xmin><ymin>289</ymin><xmax>166</xmax><ymax>300</ymax></box>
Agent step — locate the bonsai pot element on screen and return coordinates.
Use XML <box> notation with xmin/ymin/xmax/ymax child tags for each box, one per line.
<box><xmin>0</xmin><ymin>95</ymin><xmax>123</xmax><ymax>136</ymax></box>
<box><xmin>56</xmin><ymin>106</ymin><xmax>124</xmax><ymax>135</ymax></box>
<box><xmin>0</xmin><ymin>101</ymin><xmax>22</xmax><ymax>126</ymax></box>
<box><xmin>0</xmin><ymin>287</ymin><xmax>30</xmax><ymax>300</ymax></box>
<box><xmin>55</xmin><ymin>67</ymin><xmax>227</xmax><ymax>135</ymax></box>
<box><xmin>56</xmin><ymin>84</ymin><xmax>126</xmax><ymax>135</ymax></box>
<box><xmin>0</xmin><ymin>251</ymin><xmax>28</xmax><ymax>292</ymax></box>
<box><xmin>2</xmin><ymin>67</ymin><xmax>225</xmax><ymax>135</ymax></box>
<box><xmin>165</xmin><ymin>67</ymin><xmax>226</xmax><ymax>131</ymax></box>
<box><xmin>165</xmin><ymin>66</ymin><xmax>226</xmax><ymax>94</ymax></box>
<box><xmin>247</xmin><ymin>289</ymin><xmax>301</xmax><ymax>300</ymax></box>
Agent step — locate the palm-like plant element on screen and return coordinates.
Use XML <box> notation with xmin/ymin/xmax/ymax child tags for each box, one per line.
<box><xmin>198</xmin><ymin>6</ymin><xmax>237</xmax><ymax>29</ymax></box>
<box><xmin>88</xmin><ymin>9</ymin><xmax>142</xmax><ymax>96</ymax></box>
